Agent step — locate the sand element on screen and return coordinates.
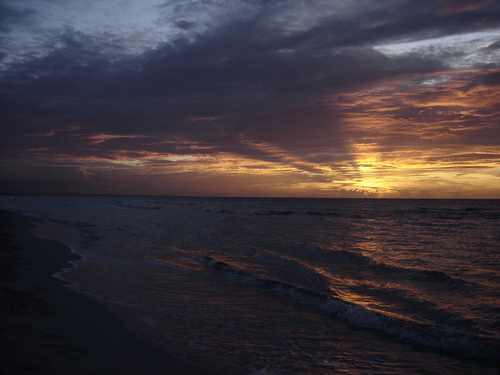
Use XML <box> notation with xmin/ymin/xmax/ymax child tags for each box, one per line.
<box><xmin>0</xmin><ymin>209</ymin><xmax>219</xmax><ymax>375</ymax></box>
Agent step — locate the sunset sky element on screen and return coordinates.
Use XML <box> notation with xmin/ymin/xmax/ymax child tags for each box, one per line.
<box><xmin>1</xmin><ymin>0</ymin><xmax>499</xmax><ymax>198</ymax></box>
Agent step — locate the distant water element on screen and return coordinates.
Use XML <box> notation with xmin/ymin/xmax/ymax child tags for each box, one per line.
<box><xmin>1</xmin><ymin>195</ymin><xmax>499</xmax><ymax>374</ymax></box>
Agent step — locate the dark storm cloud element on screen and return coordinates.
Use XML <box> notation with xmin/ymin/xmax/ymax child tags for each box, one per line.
<box><xmin>0</xmin><ymin>3</ymin><xmax>35</xmax><ymax>33</ymax></box>
<box><xmin>1</xmin><ymin>0</ymin><xmax>499</xmax><ymax>165</ymax></box>
<box><xmin>174</xmin><ymin>20</ymin><xmax>196</xmax><ymax>30</ymax></box>
<box><xmin>271</xmin><ymin>0</ymin><xmax>499</xmax><ymax>50</ymax></box>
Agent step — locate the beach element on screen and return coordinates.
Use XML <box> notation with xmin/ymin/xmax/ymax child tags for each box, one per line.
<box><xmin>1</xmin><ymin>196</ymin><xmax>498</xmax><ymax>374</ymax></box>
<box><xmin>0</xmin><ymin>209</ymin><xmax>217</xmax><ymax>375</ymax></box>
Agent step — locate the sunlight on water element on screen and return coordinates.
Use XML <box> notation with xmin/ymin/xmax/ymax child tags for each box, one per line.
<box><xmin>1</xmin><ymin>195</ymin><xmax>499</xmax><ymax>374</ymax></box>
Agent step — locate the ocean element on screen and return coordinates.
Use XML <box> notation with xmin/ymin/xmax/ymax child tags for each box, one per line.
<box><xmin>1</xmin><ymin>195</ymin><xmax>499</xmax><ymax>374</ymax></box>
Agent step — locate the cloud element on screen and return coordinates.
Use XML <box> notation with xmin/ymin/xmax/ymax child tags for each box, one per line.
<box><xmin>439</xmin><ymin>0</ymin><xmax>494</xmax><ymax>13</ymax></box>
<box><xmin>1</xmin><ymin>4</ymin><xmax>451</xmax><ymax>155</ymax></box>
<box><xmin>0</xmin><ymin>3</ymin><xmax>35</xmax><ymax>32</ymax></box>
<box><xmin>1</xmin><ymin>0</ymin><xmax>499</xmax><ymax>197</ymax></box>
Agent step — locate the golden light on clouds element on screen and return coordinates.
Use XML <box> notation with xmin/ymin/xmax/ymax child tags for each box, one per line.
<box><xmin>2</xmin><ymin>0</ymin><xmax>499</xmax><ymax>198</ymax></box>
<box><xmin>11</xmin><ymin>75</ymin><xmax>500</xmax><ymax>198</ymax></box>
<box><xmin>324</xmin><ymin>69</ymin><xmax>500</xmax><ymax>198</ymax></box>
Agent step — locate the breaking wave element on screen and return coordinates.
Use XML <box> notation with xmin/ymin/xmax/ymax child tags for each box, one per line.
<box><xmin>200</xmin><ymin>255</ymin><xmax>500</xmax><ymax>363</ymax></box>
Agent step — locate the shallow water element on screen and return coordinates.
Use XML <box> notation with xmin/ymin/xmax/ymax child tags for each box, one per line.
<box><xmin>1</xmin><ymin>195</ymin><xmax>499</xmax><ymax>374</ymax></box>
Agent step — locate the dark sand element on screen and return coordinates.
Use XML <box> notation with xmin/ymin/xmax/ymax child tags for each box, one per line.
<box><xmin>0</xmin><ymin>210</ymin><xmax>218</xmax><ymax>375</ymax></box>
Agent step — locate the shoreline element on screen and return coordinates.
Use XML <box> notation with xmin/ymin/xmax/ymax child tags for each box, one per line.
<box><xmin>0</xmin><ymin>209</ymin><xmax>219</xmax><ymax>375</ymax></box>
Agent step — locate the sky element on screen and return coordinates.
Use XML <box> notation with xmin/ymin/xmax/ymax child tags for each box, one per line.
<box><xmin>1</xmin><ymin>0</ymin><xmax>499</xmax><ymax>198</ymax></box>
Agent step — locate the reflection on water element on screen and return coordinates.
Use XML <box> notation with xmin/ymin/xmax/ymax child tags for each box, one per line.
<box><xmin>1</xmin><ymin>195</ymin><xmax>499</xmax><ymax>374</ymax></box>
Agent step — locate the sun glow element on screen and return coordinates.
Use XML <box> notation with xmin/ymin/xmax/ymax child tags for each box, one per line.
<box><xmin>319</xmin><ymin>69</ymin><xmax>500</xmax><ymax>198</ymax></box>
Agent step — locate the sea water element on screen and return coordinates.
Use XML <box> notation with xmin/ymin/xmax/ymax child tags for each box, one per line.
<box><xmin>1</xmin><ymin>195</ymin><xmax>499</xmax><ymax>374</ymax></box>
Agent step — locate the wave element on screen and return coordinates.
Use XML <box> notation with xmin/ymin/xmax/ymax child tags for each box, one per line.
<box><xmin>306</xmin><ymin>211</ymin><xmax>343</xmax><ymax>217</ymax></box>
<box><xmin>201</xmin><ymin>256</ymin><xmax>334</xmax><ymax>303</ymax></box>
<box><xmin>199</xmin><ymin>255</ymin><xmax>500</xmax><ymax>363</ymax></box>
<box><xmin>319</xmin><ymin>248</ymin><xmax>479</xmax><ymax>294</ymax></box>
<box><xmin>406</xmin><ymin>269</ymin><xmax>471</xmax><ymax>289</ymax></box>
<box><xmin>202</xmin><ymin>207</ymin><xmax>346</xmax><ymax>217</ymax></box>
<box><xmin>202</xmin><ymin>208</ymin><xmax>297</xmax><ymax>216</ymax></box>
<box><xmin>319</xmin><ymin>299</ymin><xmax>499</xmax><ymax>362</ymax></box>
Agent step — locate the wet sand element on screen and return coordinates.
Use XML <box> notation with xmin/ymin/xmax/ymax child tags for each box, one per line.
<box><xmin>0</xmin><ymin>209</ymin><xmax>218</xmax><ymax>375</ymax></box>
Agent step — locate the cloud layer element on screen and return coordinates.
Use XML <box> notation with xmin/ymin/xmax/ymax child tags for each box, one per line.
<box><xmin>1</xmin><ymin>0</ymin><xmax>500</xmax><ymax>197</ymax></box>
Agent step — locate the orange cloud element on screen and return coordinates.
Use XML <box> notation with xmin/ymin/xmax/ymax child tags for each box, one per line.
<box><xmin>85</xmin><ymin>134</ymin><xmax>149</xmax><ymax>144</ymax></box>
<box><xmin>321</xmin><ymin>69</ymin><xmax>500</xmax><ymax>198</ymax></box>
<box><xmin>439</xmin><ymin>0</ymin><xmax>492</xmax><ymax>13</ymax></box>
